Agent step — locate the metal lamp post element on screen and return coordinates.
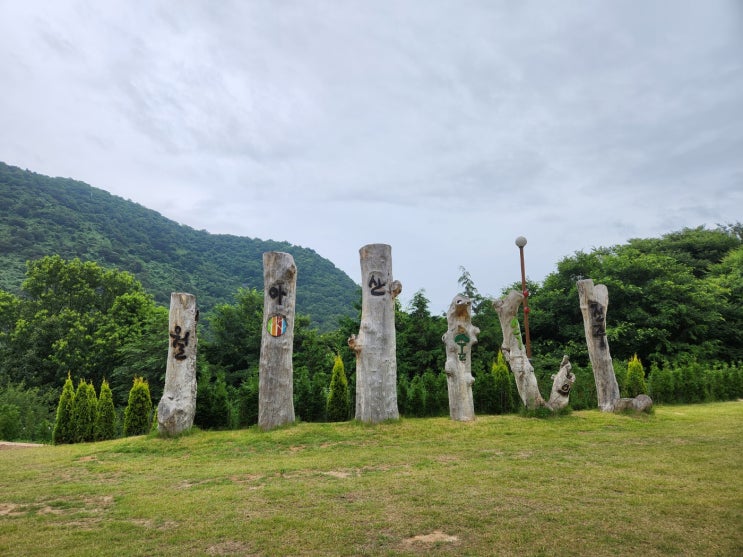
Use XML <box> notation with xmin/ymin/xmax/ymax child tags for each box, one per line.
<box><xmin>515</xmin><ymin>236</ymin><xmax>532</xmax><ymax>359</ymax></box>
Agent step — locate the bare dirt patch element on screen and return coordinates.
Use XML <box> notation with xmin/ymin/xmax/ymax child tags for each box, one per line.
<box><xmin>0</xmin><ymin>442</ymin><xmax>44</xmax><ymax>450</ymax></box>
<box><xmin>403</xmin><ymin>531</ymin><xmax>459</xmax><ymax>545</ymax></box>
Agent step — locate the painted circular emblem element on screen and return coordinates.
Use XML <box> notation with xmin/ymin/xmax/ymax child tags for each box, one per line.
<box><xmin>267</xmin><ymin>314</ymin><xmax>288</xmax><ymax>337</ymax></box>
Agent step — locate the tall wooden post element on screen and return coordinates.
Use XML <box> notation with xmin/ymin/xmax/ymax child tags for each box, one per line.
<box><xmin>442</xmin><ymin>294</ymin><xmax>479</xmax><ymax>421</ymax></box>
<box><xmin>577</xmin><ymin>279</ymin><xmax>652</xmax><ymax>412</ymax></box>
<box><xmin>158</xmin><ymin>292</ymin><xmax>198</xmax><ymax>436</ymax></box>
<box><xmin>258</xmin><ymin>252</ymin><xmax>297</xmax><ymax>430</ymax></box>
<box><xmin>348</xmin><ymin>244</ymin><xmax>401</xmax><ymax>423</ymax></box>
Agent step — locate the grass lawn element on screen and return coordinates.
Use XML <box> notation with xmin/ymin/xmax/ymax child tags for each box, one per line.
<box><xmin>1</xmin><ymin>401</ymin><xmax>741</xmax><ymax>556</ymax></box>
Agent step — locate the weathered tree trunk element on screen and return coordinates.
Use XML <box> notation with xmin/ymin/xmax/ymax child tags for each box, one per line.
<box><xmin>442</xmin><ymin>294</ymin><xmax>479</xmax><ymax>421</ymax></box>
<box><xmin>493</xmin><ymin>290</ymin><xmax>574</xmax><ymax>411</ymax></box>
<box><xmin>577</xmin><ymin>279</ymin><xmax>652</xmax><ymax>413</ymax></box>
<box><xmin>348</xmin><ymin>244</ymin><xmax>401</xmax><ymax>423</ymax></box>
<box><xmin>258</xmin><ymin>252</ymin><xmax>297</xmax><ymax>430</ymax></box>
<box><xmin>493</xmin><ymin>290</ymin><xmax>545</xmax><ymax>409</ymax></box>
<box><xmin>158</xmin><ymin>292</ymin><xmax>198</xmax><ymax>436</ymax></box>
<box><xmin>546</xmin><ymin>355</ymin><xmax>575</xmax><ymax>412</ymax></box>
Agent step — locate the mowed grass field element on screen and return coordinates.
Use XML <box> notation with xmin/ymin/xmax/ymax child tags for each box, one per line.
<box><xmin>1</xmin><ymin>402</ymin><xmax>741</xmax><ymax>556</ymax></box>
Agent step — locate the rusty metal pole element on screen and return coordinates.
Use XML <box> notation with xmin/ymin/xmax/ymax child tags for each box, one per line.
<box><xmin>515</xmin><ymin>236</ymin><xmax>532</xmax><ymax>359</ymax></box>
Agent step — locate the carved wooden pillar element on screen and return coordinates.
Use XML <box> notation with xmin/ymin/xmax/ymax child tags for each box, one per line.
<box><xmin>258</xmin><ymin>252</ymin><xmax>297</xmax><ymax>430</ymax></box>
<box><xmin>158</xmin><ymin>292</ymin><xmax>198</xmax><ymax>436</ymax></box>
<box><xmin>442</xmin><ymin>294</ymin><xmax>478</xmax><ymax>421</ymax></box>
<box><xmin>577</xmin><ymin>279</ymin><xmax>652</xmax><ymax>412</ymax></box>
<box><xmin>348</xmin><ymin>244</ymin><xmax>401</xmax><ymax>423</ymax></box>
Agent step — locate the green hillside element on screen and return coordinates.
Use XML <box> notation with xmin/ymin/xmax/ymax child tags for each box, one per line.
<box><xmin>0</xmin><ymin>162</ymin><xmax>358</xmax><ymax>330</ymax></box>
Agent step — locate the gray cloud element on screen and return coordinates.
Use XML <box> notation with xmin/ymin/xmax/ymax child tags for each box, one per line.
<box><xmin>1</xmin><ymin>0</ymin><xmax>741</xmax><ymax>313</ymax></box>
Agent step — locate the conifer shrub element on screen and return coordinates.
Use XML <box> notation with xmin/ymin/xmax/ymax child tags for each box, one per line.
<box><xmin>94</xmin><ymin>379</ymin><xmax>117</xmax><ymax>441</ymax></box>
<box><xmin>123</xmin><ymin>376</ymin><xmax>153</xmax><ymax>436</ymax></box>
<box><xmin>74</xmin><ymin>379</ymin><xmax>98</xmax><ymax>442</ymax></box>
<box><xmin>71</xmin><ymin>379</ymin><xmax>96</xmax><ymax>443</ymax></box>
<box><xmin>326</xmin><ymin>355</ymin><xmax>351</xmax><ymax>422</ymax></box>
<box><xmin>625</xmin><ymin>354</ymin><xmax>648</xmax><ymax>398</ymax></box>
<box><xmin>53</xmin><ymin>373</ymin><xmax>75</xmax><ymax>444</ymax></box>
<box><xmin>86</xmin><ymin>382</ymin><xmax>98</xmax><ymax>441</ymax></box>
<box><xmin>492</xmin><ymin>352</ymin><xmax>516</xmax><ymax>414</ymax></box>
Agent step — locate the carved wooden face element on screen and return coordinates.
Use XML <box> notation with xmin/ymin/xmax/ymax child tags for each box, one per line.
<box><xmin>448</xmin><ymin>294</ymin><xmax>472</xmax><ymax>320</ymax></box>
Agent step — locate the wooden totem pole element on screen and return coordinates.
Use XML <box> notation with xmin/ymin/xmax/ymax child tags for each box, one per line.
<box><xmin>442</xmin><ymin>294</ymin><xmax>479</xmax><ymax>421</ymax></box>
<box><xmin>158</xmin><ymin>292</ymin><xmax>198</xmax><ymax>436</ymax></box>
<box><xmin>258</xmin><ymin>252</ymin><xmax>297</xmax><ymax>430</ymax></box>
<box><xmin>348</xmin><ymin>244</ymin><xmax>402</xmax><ymax>423</ymax></box>
<box><xmin>493</xmin><ymin>290</ymin><xmax>574</xmax><ymax>411</ymax></box>
<box><xmin>577</xmin><ymin>279</ymin><xmax>652</xmax><ymax>412</ymax></box>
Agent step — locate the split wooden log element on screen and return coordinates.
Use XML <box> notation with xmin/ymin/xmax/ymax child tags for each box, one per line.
<box><xmin>258</xmin><ymin>252</ymin><xmax>297</xmax><ymax>430</ymax></box>
<box><xmin>158</xmin><ymin>292</ymin><xmax>198</xmax><ymax>436</ymax></box>
<box><xmin>577</xmin><ymin>279</ymin><xmax>652</xmax><ymax>413</ymax></box>
<box><xmin>442</xmin><ymin>294</ymin><xmax>479</xmax><ymax>421</ymax></box>
<box><xmin>493</xmin><ymin>290</ymin><xmax>574</xmax><ymax>411</ymax></box>
<box><xmin>348</xmin><ymin>244</ymin><xmax>401</xmax><ymax>423</ymax></box>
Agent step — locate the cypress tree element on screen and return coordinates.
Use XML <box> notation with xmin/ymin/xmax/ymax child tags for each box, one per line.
<box><xmin>94</xmin><ymin>379</ymin><xmax>117</xmax><ymax>441</ymax></box>
<box><xmin>85</xmin><ymin>382</ymin><xmax>98</xmax><ymax>442</ymax></box>
<box><xmin>492</xmin><ymin>351</ymin><xmax>515</xmax><ymax>414</ymax></box>
<box><xmin>326</xmin><ymin>355</ymin><xmax>351</xmax><ymax>422</ymax></box>
<box><xmin>123</xmin><ymin>376</ymin><xmax>153</xmax><ymax>436</ymax></box>
<box><xmin>53</xmin><ymin>373</ymin><xmax>75</xmax><ymax>445</ymax></box>
<box><xmin>625</xmin><ymin>354</ymin><xmax>648</xmax><ymax>398</ymax></box>
<box><xmin>71</xmin><ymin>379</ymin><xmax>95</xmax><ymax>443</ymax></box>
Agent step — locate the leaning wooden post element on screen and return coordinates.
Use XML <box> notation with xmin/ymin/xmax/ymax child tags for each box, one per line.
<box><xmin>258</xmin><ymin>252</ymin><xmax>297</xmax><ymax>430</ymax></box>
<box><xmin>493</xmin><ymin>290</ymin><xmax>575</xmax><ymax>411</ymax></box>
<box><xmin>348</xmin><ymin>244</ymin><xmax>401</xmax><ymax>423</ymax></box>
<box><xmin>577</xmin><ymin>279</ymin><xmax>652</xmax><ymax>412</ymax></box>
<box><xmin>442</xmin><ymin>294</ymin><xmax>479</xmax><ymax>421</ymax></box>
<box><xmin>493</xmin><ymin>290</ymin><xmax>545</xmax><ymax>409</ymax></box>
<box><xmin>158</xmin><ymin>292</ymin><xmax>198</xmax><ymax>436</ymax></box>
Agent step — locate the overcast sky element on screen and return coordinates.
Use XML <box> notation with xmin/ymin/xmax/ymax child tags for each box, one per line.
<box><xmin>2</xmin><ymin>1</ymin><xmax>742</xmax><ymax>314</ymax></box>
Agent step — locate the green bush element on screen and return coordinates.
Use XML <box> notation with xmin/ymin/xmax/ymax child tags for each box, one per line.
<box><xmin>326</xmin><ymin>355</ymin><xmax>351</xmax><ymax>422</ymax></box>
<box><xmin>0</xmin><ymin>383</ymin><xmax>55</xmax><ymax>442</ymax></box>
<box><xmin>625</xmin><ymin>354</ymin><xmax>648</xmax><ymax>398</ymax></box>
<box><xmin>123</xmin><ymin>376</ymin><xmax>153</xmax><ymax>436</ymax></box>
<box><xmin>473</xmin><ymin>366</ymin><xmax>496</xmax><ymax>414</ymax></box>
<box><xmin>53</xmin><ymin>374</ymin><xmax>76</xmax><ymax>444</ymax></box>
<box><xmin>94</xmin><ymin>379</ymin><xmax>116</xmax><ymax>441</ymax></box>
<box><xmin>0</xmin><ymin>403</ymin><xmax>21</xmax><ymax>440</ymax></box>
<box><xmin>407</xmin><ymin>375</ymin><xmax>425</xmax><ymax>417</ymax></box>
<box><xmin>237</xmin><ymin>371</ymin><xmax>259</xmax><ymax>427</ymax></box>
<box><xmin>648</xmin><ymin>362</ymin><xmax>675</xmax><ymax>404</ymax></box>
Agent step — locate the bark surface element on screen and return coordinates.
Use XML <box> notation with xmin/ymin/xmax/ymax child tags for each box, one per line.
<box><xmin>258</xmin><ymin>252</ymin><xmax>297</xmax><ymax>430</ymax></box>
<box><xmin>158</xmin><ymin>292</ymin><xmax>198</xmax><ymax>436</ymax></box>
<box><xmin>348</xmin><ymin>244</ymin><xmax>401</xmax><ymax>423</ymax></box>
<box><xmin>442</xmin><ymin>294</ymin><xmax>479</xmax><ymax>421</ymax></box>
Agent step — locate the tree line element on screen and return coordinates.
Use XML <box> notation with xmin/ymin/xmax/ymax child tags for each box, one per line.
<box><xmin>1</xmin><ymin>225</ymin><xmax>741</xmax><ymax>442</ymax></box>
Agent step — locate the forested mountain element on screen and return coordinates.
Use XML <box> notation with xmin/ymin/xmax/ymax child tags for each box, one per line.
<box><xmin>0</xmin><ymin>162</ymin><xmax>357</xmax><ymax>330</ymax></box>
